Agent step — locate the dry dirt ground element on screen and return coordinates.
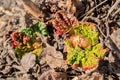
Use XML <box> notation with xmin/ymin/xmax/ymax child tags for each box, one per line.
<box><xmin>0</xmin><ymin>0</ymin><xmax>120</xmax><ymax>80</ymax></box>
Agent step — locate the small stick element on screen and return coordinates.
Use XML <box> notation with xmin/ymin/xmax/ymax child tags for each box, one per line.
<box><xmin>106</xmin><ymin>0</ymin><xmax>120</xmax><ymax>20</ymax></box>
<box><xmin>81</xmin><ymin>0</ymin><xmax>107</xmax><ymax>21</ymax></box>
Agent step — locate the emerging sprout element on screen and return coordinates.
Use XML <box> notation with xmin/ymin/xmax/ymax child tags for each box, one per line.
<box><xmin>52</xmin><ymin>10</ymin><xmax>78</xmax><ymax>35</ymax></box>
<box><xmin>10</xmin><ymin>22</ymin><xmax>48</xmax><ymax>58</ymax></box>
<box><xmin>72</xmin><ymin>22</ymin><xmax>99</xmax><ymax>45</ymax></box>
<box><xmin>67</xmin><ymin>34</ymin><xmax>91</xmax><ymax>49</ymax></box>
<box><xmin>65</xmin><ymin>22</ymin><xmax>107</xmax><ymax>71</ymax></box>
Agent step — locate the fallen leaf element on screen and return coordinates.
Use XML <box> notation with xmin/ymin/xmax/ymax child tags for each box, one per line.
<box><xmin>111</xmin><ymin>29</ymin><xmax>120</xmax><ymax>50</ymax></box>
<box><xmin>22</xmin><ymin>0</ymin><xmax>46</xmax><ymax>21</ymax></box>
<box><xmin>21</xmin><ymin>52</ymin><xmax>36</xmax><ymax>71</ymax></box>
<box><xmin>44</xmin><ymin>46</ymin><xmax>68</xmax><ymax>70</ymax></box>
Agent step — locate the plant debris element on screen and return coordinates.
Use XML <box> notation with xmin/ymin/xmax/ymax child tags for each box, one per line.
<box><xmin>65</xmin><ymin>22</ymin><xmax>107</xmax><ymax>71</ymax></box>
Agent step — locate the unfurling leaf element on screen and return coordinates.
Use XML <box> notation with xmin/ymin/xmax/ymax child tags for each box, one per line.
<box><xmin>65</xmin><ymin>22</ymin><xmax>107</xmax><ymax>71</ymax></box>
<box><xmin>20</xmin><ymin>22</ymin><xmax>48</xmax><ymax>37</ymax></box>
<box><xmin>52</xmin><ymin>10</ymin><xmax>78</xmax><ymax>35</ymax></box>
<box><xmin>66</xmin><ymin>34</ymin><xmax>91</xmax><ymax>49</ymax></box>
<box><xmin>66</xmin><ymin>43</ymin><xmax>107</xmax><ymax>71</ymax></box>
<box><xmin>72</xmin><ymin>22</ymin><xmax>98</xmax><ymax>45</ymax></box>
<box><xmin>11</xmin><ymin>22</ymin><xmax>47</xmax><ymax>58</ymax></box>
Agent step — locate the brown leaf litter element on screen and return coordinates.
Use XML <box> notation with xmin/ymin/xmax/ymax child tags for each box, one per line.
<box><xmin>0</xmin><ymin>0</ymin><xmax>120</xmax><ymax>80</ymax></box>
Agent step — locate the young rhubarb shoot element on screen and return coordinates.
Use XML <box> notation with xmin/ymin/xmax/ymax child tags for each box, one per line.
<box><xmin>52</xmin><ymin>10</ymin><xmax>78</xmax><ymax>35</ymax></box>
<box><xmin>65</xmin><ymin>22</ymin><xmax>107</xmax><ymax>72</ymax></box>
<box><xmin>10</xmin><ymin>22</ymin><xmax>47</xmax><ymax>58</ymax></box>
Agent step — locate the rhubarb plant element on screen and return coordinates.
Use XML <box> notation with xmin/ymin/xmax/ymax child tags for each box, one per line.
<box><xmin>11</xmin><ymin>22</ymin><xmax>48</xmax><ymax>58</ymax></box>
<box><xmin>65</xmin><ymin>22</ymin><xmax>107</xmax><ymax>71</ymax></box>
<box><xmin>52</xmin><ymin>10</ymin><xmax>78</xmax><ymax>35</ymax></box>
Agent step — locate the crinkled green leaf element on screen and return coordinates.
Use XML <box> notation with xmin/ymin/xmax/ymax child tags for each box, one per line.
<box><xmin>15</xmin><ymin>47</ymin><xmax>33</xmax><ymax>58</ymax></box>
<box><xmin>12</xmin><ymin>22</ymin><xmax>47</xmax><ymax>58</ymax></box>
<box><xmin>20</xmin><ymin>27</ymin><xmax>35</xmax><ymax>38</ymax></box>
<box><xmin>20</xmin><ymin>22</ymin><xmax>48</xmax><ymax>37</ymax></box>
<box><xmin>66</xmin><ymin>42</ymin><xmax>106</xmax><ymax>70</ymax></box>
<box><xmin>66</xmin><ymin>22</ymin><xmax>107</xmax><ymax>71</ymax></box>
<box><xmin>73</xmin><ymin>23</ymin><xmax>98</xmax><ymax>45</ymax></box>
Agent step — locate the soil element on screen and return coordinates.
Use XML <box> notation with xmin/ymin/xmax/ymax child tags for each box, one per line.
<box><xmin>0</xmin><ymin>0</ymin><xmax>120</xmax><ymax>80</ymax></box>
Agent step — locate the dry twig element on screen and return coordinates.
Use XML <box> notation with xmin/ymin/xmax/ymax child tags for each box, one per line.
<box><xmin>81</xmin><ymin>0</ymin><xmax>107</xmax><ymax>21</ymax></box>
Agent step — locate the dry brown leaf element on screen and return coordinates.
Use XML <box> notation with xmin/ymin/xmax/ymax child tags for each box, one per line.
<box><xmin>22</xmin><ymin>0</ymin><xmax>46</xmax><ymax>21</ymax></box>
<box><xmin>21</xmin><ymin>52</ymin><xmax>36</xmax><ymax>71</ymax></box>
<box><xmin>44</xmin><ymin>47</ymin><xmax>68</xmax><ymax>70</ymax></box>
<box><xmin>111</xmin><ymin>29</ymin><xmax>120</xmax><ymax>50</ymax></box>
